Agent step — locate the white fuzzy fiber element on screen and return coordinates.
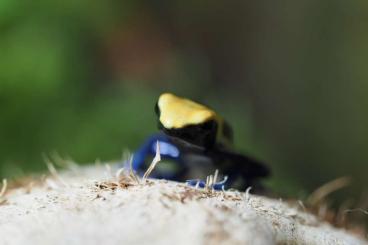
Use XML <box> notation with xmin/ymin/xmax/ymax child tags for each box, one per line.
<box><xmin>0</xmin><ymin>165</ymin><xmax>366</xmax><ymax>245</ymax></box>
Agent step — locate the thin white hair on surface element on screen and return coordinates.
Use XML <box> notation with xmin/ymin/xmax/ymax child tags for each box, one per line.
<box><xmin>195</xmin><ymin>181</ymin><xmax>200</xmax><ymax>189</ymax></box>
<box><xmin>244</xmin><ymin>187</ymin><xmax>252</xmax><ymax>203</ymax></box>
<box><xmin>121</xmin><ymin>149</ymin><xmax>131</xmax><ymax>163</ymax></box>
<box><xmin>205</xmin><ymin>176</ymin><xmax>210</xmax><ymax>190</ymax></box>
<box><xmin>213</xmin><ymin>169</ymin><xmax>219</xmax><ymax>185</ymax></box>
<box><xmin>208</xmin><ymin>175</ymin><xmax>213</xmax><ymax>187</ymax></box>
<box><xmin>203</xmin><ymin>169</ymin><xmax>224</xmax><ymax>190</ymax></box>
<box><xmin>45</xmin><ymin>179</ymin><xmax>60</xmax><ymax>189</ymax></box>
<box><xmin>115</xmin><ymin>168</ymin><xmax>125</xmax><ymax>181</ymax></box>
<box><xmin>0</xmin><ymin>179</ymin><xmax>7</xmax><ymax>198</ymax></box>
<box><xmin>43</xmin><ymin>154</ymin><xmax>68</xmax><ymax>187</ymax></box>
<box><xmin>49</xmin><ymin>151</ymin><xmax>79</xmax><ymax>171</ymax></box>
<box><xmin>0</xmin><ymin>164</ymin><xmax>365</xmax><ymax>245</ymax></box>
<box><xmin>129</xmin><ymin>154</ymin><xmax>140</xmax><ymax>184</ymax></box>
<box><xmin>143</xmin><ymin>141</ymin><xmax>161</xmax><ymax>181</ymax></box>
<box><xmin>104</xmin><ymin>164</ymin><xmax>113</xmax><ymax>179</ymax></box>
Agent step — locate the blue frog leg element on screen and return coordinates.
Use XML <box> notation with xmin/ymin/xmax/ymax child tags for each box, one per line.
<box><xmin>186</xmin><ymin>175</ymin><xmax>228</xmax><ymax>190</ymax></box>
<box><xmin>129</xmin><ymin>133</ymin><xmax>184</xmax><ymax>179</ymax></box>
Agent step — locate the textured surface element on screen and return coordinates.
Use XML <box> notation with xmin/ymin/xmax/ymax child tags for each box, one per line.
<box><xmin>0</xmin><ymin>165</ymin><xmax>366</xmax><ymax>245</ymax></box>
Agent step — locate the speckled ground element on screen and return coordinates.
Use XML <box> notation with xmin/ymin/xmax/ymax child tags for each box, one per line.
<box><xmin>0</xmin><ymin>165</ymin><xmax>366</xmax><ymax>245</ymax></box>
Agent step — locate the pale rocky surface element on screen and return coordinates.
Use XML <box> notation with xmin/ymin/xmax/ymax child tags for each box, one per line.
<box><xmin>0</xmin><ymin>165</ymin><xmax>366</xmax><ymax>245</ymax></box>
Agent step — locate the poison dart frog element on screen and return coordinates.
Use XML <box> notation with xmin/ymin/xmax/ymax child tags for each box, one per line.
<box><xmin>130</xmin><ymin>93</ymin><xmax>270</xmax><ymax>190</ymax></box>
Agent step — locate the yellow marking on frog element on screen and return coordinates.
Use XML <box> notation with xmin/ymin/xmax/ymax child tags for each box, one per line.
<box><xmin>157</xmin><ymin>93</ymin><xmax>232</xmax><ymax>148</ymax></box>
<box><xmin>158</xmin><ymin>93</ymin><xmax>219</xmax><ymax>129</ymax></box>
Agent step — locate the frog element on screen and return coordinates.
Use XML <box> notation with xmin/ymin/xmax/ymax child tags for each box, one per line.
<box><xmin>130</xmin><ymin>93</ymin><xmax>270</xmax><ymax>190</ymax></box>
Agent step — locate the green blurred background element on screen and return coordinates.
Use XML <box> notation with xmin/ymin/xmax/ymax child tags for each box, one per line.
<box><xmin>0</xmin><ymin>0</ymin><xmax>367</xmax><ymax>209</ymax></box>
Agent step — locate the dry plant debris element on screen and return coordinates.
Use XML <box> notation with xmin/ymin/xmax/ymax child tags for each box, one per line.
<box><xmin>0</xmin><ymin>179</ymin><xmax>7</xmax><ymax>197</ymax></box>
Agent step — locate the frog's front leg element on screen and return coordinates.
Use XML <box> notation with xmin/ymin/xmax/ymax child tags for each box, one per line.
<box><xmin>186</xmin><ymin>176</ymin><xmax>228</xmax><ymax>190</ymax></box>
<box><xmin>128</xmin><ymin>133</ymin><xmax>185</xmax><ymax>179</ymax></box>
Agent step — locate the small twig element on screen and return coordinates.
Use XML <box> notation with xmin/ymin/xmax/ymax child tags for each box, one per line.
<box><xmin>115</xmin><ymin>168</ymin><xmax>125</xmax><ymax>181</ymax></box>
<box><xmin>213</xmin><ymin>169</ymin><xmax>219</xmax><ymax>185</ymax></box>
<box><xmin>143</xmin><ymin>141</ymin><xmax>161</xmax><ymax>181</ymax></box>
<box><xmin>50</xmin><ymin>151</ymin><xmax>78</xmax><ymax>170</ymax></box>
<box><xmin>205</xmin><ymin>176</ymin><xmax>210</xmax><ymax>190</ymax></box>
<box><xmin>335</xmin><ymin>199</ymin><xmax>354</xmax><ymax>226</ymax></box>
<box><xmin>208</xmin><ymin>175</ymin><xmax>213</xmax><ymax>187</ymax></box>
<box><xmin>343</xmin><ymin>208</ymin><xmax>368</xmax><ymax>215</ymax></box>
<box><xmin>129</xmin><ymin>154</ymin><xmax>140</xmax><ymax>184</ymax></box>
<box><xmin>307</xmin><ymin>176</ymin><xmax>351</xmax><ymax>206</ymax></box>
<box><xmin>318</xmin><ymin>203</ymin><xmax>329</xmax><ymax>218</ymax></box>
<box><xmin>298</xmin><ymin>200</ymin><xmax>307</xmax><ymax>212</ymax></box>
<box><xmin>244</xmin><ymin>187</ymin><xmax>252</xmax><ymax>203</ymax></box>
<box><xmin>0</xmin><ymin>179</ymin><xmax>7</xmax><ymax>198</ymax></box>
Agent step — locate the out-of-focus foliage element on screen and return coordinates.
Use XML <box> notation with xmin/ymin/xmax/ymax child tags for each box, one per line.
<box><xmin>0</xmin><ymin>0</ymin><xmax>367</xmax><ymax>219</ymax></box>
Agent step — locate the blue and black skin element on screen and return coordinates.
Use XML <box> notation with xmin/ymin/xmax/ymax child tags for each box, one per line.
<box><xmin>131</xmin><ymin>94</ymin><xmax>270</xmax><ymax>191</ymax></box>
